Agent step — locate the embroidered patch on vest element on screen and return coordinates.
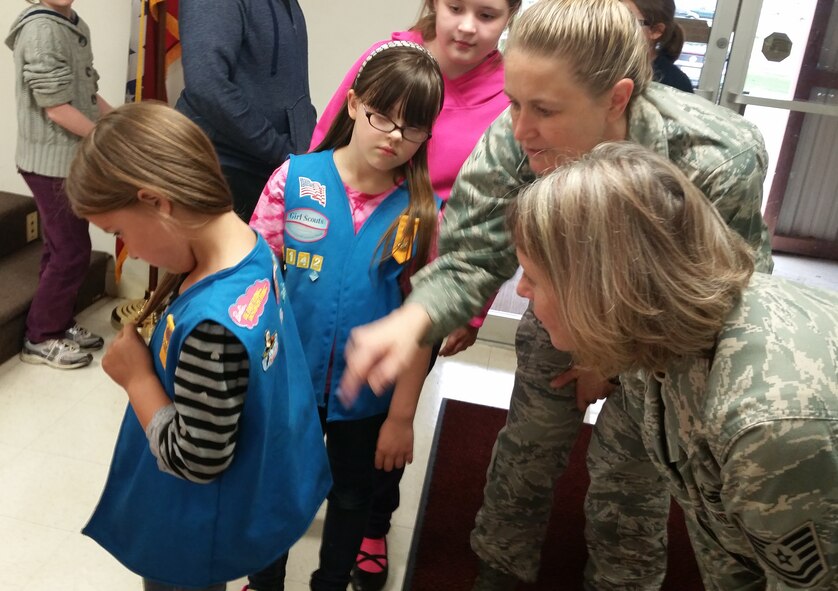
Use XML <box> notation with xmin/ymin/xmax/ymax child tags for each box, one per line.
<box><xmin>742</xmin><ymin>520</ymin><xmax>827</xmax><ymax>586</ymax></box>
<box><xmin>272</xmin><ymin>255</ymin><xmax>281</xmax><ymax>304</ymax></box>
<box><xmin>286</xmin><ymin>208</ymin><xmax>330</xmax><ymax>243</ymax></box>
<box><xmin>310</xmin><ymin>254</ymin><xmax>323</xmax><ymax>272</ymax></box>
<box><xmin>261</xmin><ymin>330</ymin><xmax>279</xmax><ymax>371</ymax></box>
<box><xmin>158</xmin><ymin>314</ymin><xmax>175</xmax><ymax>369</ymax></box>
<box><xmin>229</xmin><ymin>279</ymin><xmax>270</xmax><ymax>329</ymax></box>
<box><xmin>392</xmin><ymin>215</ymin><xmax>419</xmax><ymax>263</ymax></box>
<box><xmin>297</xmin><ymin>252</ymin><xmax>311</xmax><ymax>269</ymax></box>
<box><xmin>299</xmin><ymin>176</ymin><xmax>327</xmax><ymax>206</ymax></box>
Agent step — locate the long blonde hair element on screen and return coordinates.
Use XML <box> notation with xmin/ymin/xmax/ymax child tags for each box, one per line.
<box><xmin>506</xmin><ymin>0</ymin><xmax>652</xmax><ymax>100</ymax></box>
<box><xmin>65</xmin><ymin>101</ymin><xmax>233</xmax><ymax>322</ymax></box>
<box><xmin>510</xmin><ymin>142</ymin><xmax>754</xmax><ymax>376</ymax></box>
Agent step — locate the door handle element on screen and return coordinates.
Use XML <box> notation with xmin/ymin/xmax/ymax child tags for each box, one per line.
<box><xmin>726</xmin><ymin>91</ymin><xmax>838</xmax><ymax>117</ymax></box>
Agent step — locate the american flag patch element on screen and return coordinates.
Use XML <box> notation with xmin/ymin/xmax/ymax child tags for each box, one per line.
<box><xmin>299</xmin><ymin>176</ymin><xmax>326</xmax><ymax>206</ymax></box>
<box><xmin>742</xmin><ymin>520</ymin><xmax>827</xmax><ymax>586</ymax></box>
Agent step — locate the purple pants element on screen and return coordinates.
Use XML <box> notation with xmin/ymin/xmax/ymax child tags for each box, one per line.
<box><xmin>20</xmin><ymin>170</ymin><xmax>91</xmax><ymax>343</ymax></box>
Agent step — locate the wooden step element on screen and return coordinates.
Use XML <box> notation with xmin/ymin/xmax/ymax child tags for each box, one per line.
<box><xmin>0</xmin><ymin>191</ymin><xmax>39</xmax><ymax>260</ymax></box>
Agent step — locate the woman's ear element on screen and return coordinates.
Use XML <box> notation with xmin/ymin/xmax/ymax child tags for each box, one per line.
<box><xmin>606</xmin><ymin>78</ymin><xmax>634</xmax><ymax>122</ymax></box>
<box><xmin>346</xmin><ymin>89</ymin><xmax>359</xmax><ymax>121</ymax></box>
<box><xmin>137</xmin><ymin>189</ymin><xmax>173</xmax><ymax>216</ymax></box>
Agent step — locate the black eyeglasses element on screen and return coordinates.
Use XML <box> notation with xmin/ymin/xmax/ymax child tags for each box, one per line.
<box><xmin>363</xmin><ymin>108</ymin><xmax>431</xmax><ymax>143</ymax></box>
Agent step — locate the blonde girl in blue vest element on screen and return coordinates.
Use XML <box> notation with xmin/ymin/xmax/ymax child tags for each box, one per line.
<box><xmin>64</xmin><ymin>101</ymin><xmax>330</xmax><ymax>591</ymax></box>
<box><xmin>249</xmin><ymin>41</ymin><xmax>444</xmax><ymax>591</ymax></box>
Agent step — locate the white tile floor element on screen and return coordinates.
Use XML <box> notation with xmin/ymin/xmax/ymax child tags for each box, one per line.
<box><xmin>0</xmin><ymin>296</ymin><xmax>520</xmax><ymax>591</ymax></box>
<box><xmin>0</xmin><ymin>253</ymin><xmax>835</xmax><ymax>591</ymax></box>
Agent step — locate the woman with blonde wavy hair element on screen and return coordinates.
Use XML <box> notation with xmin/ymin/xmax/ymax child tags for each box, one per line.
<box><xmin>512</xmin><ymin>142</ymin><xmax>837</xmax><ymax>590</ymax></box>
<box><xmin>340</xmin><ymin>1</ymin><xmax>774</xmax><ymax>588</ymax></box>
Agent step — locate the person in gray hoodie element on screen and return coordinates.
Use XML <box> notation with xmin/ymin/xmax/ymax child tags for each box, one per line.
<box><xmin>7</xmin><ymin>0</ymin><xmax>112</xmax><ymax>370</ymax></box>
<box><xmin>175</xmin><ymin>0</ymin><xmax>316</xmax><ymax>222</ymax></box>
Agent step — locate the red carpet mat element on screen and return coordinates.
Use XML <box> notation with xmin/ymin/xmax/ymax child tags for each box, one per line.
<box><xmin>404</xmin><ymin>399</ymin><xmax>703</xmax><ymax>590</ymax></box>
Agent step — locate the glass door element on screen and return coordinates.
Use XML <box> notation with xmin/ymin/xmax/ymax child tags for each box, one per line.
<box><xmin>719</xmin><ymin>0</ymin><xmax>838</xmax><ymax>259</ymax></box>
<box><xmin>677</xmin><ymin>0</ymin><xmax>837</xmax><ymax>259</ymax></box>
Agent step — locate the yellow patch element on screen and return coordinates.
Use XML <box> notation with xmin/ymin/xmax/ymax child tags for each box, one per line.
<box><xmin>159</xmin><ymin>314</ymin><xmax>175</xmax><ymax>369</ymax></box>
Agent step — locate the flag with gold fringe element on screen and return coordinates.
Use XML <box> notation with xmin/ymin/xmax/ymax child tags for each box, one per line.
<box><xmin>116</xmin><ymin>0</ymin><xmax>180</xmax><ymax>283</ymax></box>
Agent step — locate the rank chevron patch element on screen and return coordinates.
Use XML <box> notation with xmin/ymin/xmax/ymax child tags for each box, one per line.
<box><xmin>742</xmin><ymin>520</ymin><xmax>827</xmax><ymax>586</ymax></box>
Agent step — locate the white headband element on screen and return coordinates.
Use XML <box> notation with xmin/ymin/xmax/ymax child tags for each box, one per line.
<box><xmin>354</xmin><ymin>40</ymin><xmax>435</xmax><ymax>85</ymax></box>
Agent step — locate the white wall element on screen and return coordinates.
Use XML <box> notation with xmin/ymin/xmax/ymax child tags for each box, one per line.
<box><xmin>0</xmin><ymin>1</ymin><xmax>143</xmax><ymax>295</ymax></box>
<box><xmin>301</xmin><ymin>0</ymin><xmax>421</xmax><ymax>113</ymax></box>
<box><xmin>0</xmin><ymin>0</ymin><xmax>419</xmax><ymax>298</ymax></box>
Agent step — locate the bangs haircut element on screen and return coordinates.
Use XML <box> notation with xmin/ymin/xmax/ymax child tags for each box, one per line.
<box><xmin>356</xmin><ymin>46</ymin><xmax>445</xmax><ymax>130</ymax></box>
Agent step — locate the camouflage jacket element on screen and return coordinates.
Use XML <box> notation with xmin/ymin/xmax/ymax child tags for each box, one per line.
<box><xmin>624</xmin><ymin>273</ymin><xmax>838</xmax><ymax>589</ymax></box>
<box><xmin>408</xmin><ymin>82</ymin><xmax>773</xmax><ymax>342</ymax></box>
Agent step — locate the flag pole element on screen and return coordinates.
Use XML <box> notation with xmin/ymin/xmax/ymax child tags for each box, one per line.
<box><xmin>111</xmin><ymin>0</ymin><xmax>168</xmax><ymax>334</ymax></box>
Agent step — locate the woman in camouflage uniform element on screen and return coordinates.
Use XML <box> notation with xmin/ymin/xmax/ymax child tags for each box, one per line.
<box><xmin>341</xmin><ymin>1</ymin><xmax>776</xmax><ymax>588</ymax></box>
<box><xmin>513</xmin><ymin>141</ymin><xmax>837</xmax><ymax>590</ymax></box>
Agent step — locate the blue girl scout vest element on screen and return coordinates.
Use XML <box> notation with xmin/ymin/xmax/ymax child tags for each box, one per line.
<box><xmin>83</xmin><ymin>236</ymin><xmax>331</xmax><ymax>588</ymax></box>
<box><xmin>283</xmin><ymin>150</ymin><xmax>439</xmax><ymax>421</ymax></box>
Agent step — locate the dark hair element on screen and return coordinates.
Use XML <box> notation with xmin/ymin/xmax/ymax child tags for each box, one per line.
<box><xmin>315</xmin><ymin>43</ymin><xmax>444</xmax><ymax>273</ymax></box>
<box><xmin>412</xmin><ymin>0</ymin><xmax>523</xmax><ymax>41</ymax></box>
<box><xmin>631</xmin><ymin>0</ymin><xmax>685</xmax><ymax>60</ymax></box>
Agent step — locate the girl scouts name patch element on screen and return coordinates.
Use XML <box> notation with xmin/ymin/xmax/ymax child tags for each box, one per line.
<box><xmin>286</xmin><ymin>208</ymin><xmax>329</xmax><ymax>242</ymax></box>
<box><xmin>229</xmin><ymin>279</ymin><xmax>270</xmax><ymax>329</ymax></box>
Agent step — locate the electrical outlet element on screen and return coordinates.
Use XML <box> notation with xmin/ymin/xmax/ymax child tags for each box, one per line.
<box><xmin>26</xmin><ymin>211</ymin><xmax>39</xmax><ymax>242</ymax></box>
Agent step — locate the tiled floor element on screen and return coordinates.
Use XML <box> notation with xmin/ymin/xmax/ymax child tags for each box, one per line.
<box><xmin>0</xmin><ymin>253</ymin><xmax>835</xmax><ymax>591</ymax></box>
<box><xmin>0</xmin><ymin>296</ymin><xmax>520</xmax><ymax>591</ymax></box>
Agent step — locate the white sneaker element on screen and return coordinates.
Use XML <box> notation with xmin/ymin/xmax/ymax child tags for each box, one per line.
<box><xmin>20</xmin><ymin>338</ymin><xmax>93</xmax><ymax>369</ymax></box>
<box><xmin>65</xmin><ymin>323</ymin><xmax>104</xmax><ymax>350</ymax></box>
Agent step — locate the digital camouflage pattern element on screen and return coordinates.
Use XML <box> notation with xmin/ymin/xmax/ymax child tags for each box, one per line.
<box><xmin>629</xmin><ymin>83</ymin><xmax>774</xmax><ymax>273</ymax></box>
<box><xmin>471</xmin><ymin>308</ymin><xmax>584</xmax><ymax>583</ymax></box>
<box><xmin>592</xmin><ymin>273</ymin><xmax>838</xmax><ymax>590</ymax></box>
<box><xmin>405</xmin><ymin>81</ymin><xmax>777</xmax><ymax>586</ymax></box>
<box><xmin>408</xmin><ymin>82</ymin><xmax>773</xmax><ymax>343</ymax></box>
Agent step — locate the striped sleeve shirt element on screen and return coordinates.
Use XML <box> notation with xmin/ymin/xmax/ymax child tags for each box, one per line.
<box><xmin>145</xmin><ymin>321</ymin><xmax>250</xmax><ymax>483</ymax></box>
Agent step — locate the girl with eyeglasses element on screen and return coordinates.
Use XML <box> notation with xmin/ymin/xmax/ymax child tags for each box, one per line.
<box><xmin>247</xmin><ymin>42</ymin><xmax>444</xmax><ymax>591</ymax></box>
<box><xmin>309</xmin><ymin>4</ymin><xmax>521</xmax><ymax>586</ymax></box>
